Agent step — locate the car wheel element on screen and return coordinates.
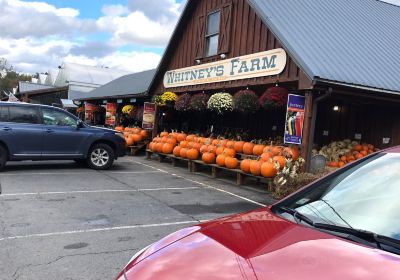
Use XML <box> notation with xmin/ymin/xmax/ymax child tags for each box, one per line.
<box><xmin>87</xmin><ymin>143</ymin><xmax>114</xmax><ymax>170</ymax></box>
<box><xmin>0</xmin><ymin>145</ymin><xmax>7</xmax><ymax>171</ymax></box>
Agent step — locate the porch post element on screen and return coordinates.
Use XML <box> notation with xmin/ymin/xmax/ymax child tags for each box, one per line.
<box><xmin>301</xmin><ymin>91</ymin><xmax>314</xmax><ymax>169</ymax></box>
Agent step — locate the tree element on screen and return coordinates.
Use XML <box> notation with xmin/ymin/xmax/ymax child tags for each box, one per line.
<box><xmin>0</xmin><ymin>58</ymin><xmax>31</xmax><ymax>97</ymax></box>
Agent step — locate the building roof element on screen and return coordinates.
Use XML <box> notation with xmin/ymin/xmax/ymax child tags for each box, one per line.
<box><xmin>18</xmin><ymin>81</ymin><xmax>55</xmax><ymax>94</ymax></box>
<box><xmin>248</xmin><ymin>0</ymin><xmax>400</xmax><ymax>93</ymax></box>
<box><xmin>73</xmin><ymin>69</ymin><xmax>156</xmax><ymax>101</ymax></box>
<box><xmin>54</xmin><ymin>62</ymin><xmax>131</xmax><ymax>88</ymax></box>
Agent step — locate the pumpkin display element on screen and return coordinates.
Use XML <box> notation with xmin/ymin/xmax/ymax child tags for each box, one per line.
<box><xmin>173</xmin><ymin>146</ymin><xmax>181</xmax><ymax>157</ymax></box>
<box><xmin>250</xmin><ymin>160</ymin><xmax>262</xmax><ymax>176</ymax></box>
<box><xmin>202</xmin><ymin>152</ymin><xmax>216</xmax><ymax>164</ymax></box>
<box><xmin>186</xmin><ymin>148</ymin><xmax>199</xmax><ymax>160</ymax></box>
<box><xmin>126</xmin><ymin>137</ymin><xmax>134</xmax><ymax>146</ymax></box>
<box><xmin>225</xmin><ymin>157</ymin><xmax>238</xmax><ymax>169</ymax></box>
<box><xmin>273</xmin><ymin>156</ymin><xmax>286</xmax><ymax>169</ymax></box>
<box><xmin>233</xmin><ymin>141</ymin><xmax>245</xmax><ymax>153</ymax></box>
<box><xmin>243</xmin><ymin>142</ymin><xmax>255</xmax><ymax>155</ymax></box>
<box><xmin>140</xmin><ymin>129</ymin><xmax>148</xmax><ymax>138</ymax></box>
<box><xmin>162</xmin><ymin>143</ymin><xmax>174</xmax><ymax>154</ymax></box>
<box><xmin>240</xmin><ymin>159</ymin><xmax>251</xmax><ymax>173</ymax></box>
<box><xmin>132</xmin><ymin>134</ymin><xmax>143</xmax><ymax>143</ymax></box>
<box><xmin>200</xmin><ymin>145</ymin><xmax>209</xmax><ymax>153</ymax></box>
<box><xmin>226</xmin><ymin>140</ymin><xmax>235</xmax><ymax>149</ymax></box>
<box><xmin>155</xmin><ymin>143</ymin><xmax>164</xmax><ymax>153</ymax></box>
<box><xmin>261</xmin><ymin>162</ymin><xmax>278</xmax><ymax>178</ymax></box>
<box><xmin>180</xmin><ymin>141</ymin><xmax>189</xmax><ymax>148</ymax></box>
<box><xmin>216</xmin><ymin>154</ymin><xmax>226</xmax><ymax>167</ymax></box>
<box><xmin>216</xmin><ymin>146</ymin><xmax>225</xmax><ymax>155</ymax></box>
<box><xmin>253</xmin><ymin>144</ymin><xmax>265</xmax><ymax>156</ymax></box>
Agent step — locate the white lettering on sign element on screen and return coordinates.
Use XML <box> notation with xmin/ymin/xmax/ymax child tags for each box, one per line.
<box><xmin>163</xmin><ymin>49</ymin><xmax>287</xmax><ymax>88</ymax></box>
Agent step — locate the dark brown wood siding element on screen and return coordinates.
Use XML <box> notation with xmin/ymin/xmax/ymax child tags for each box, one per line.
<box><xmin>150</xmin><ymin>0</ymin><xmax>307</xmax><ymax>95</ymax></box>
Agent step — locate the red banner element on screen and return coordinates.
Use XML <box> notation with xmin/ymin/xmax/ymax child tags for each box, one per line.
<box><xmin>105</xmin><ymin>103</ymin><xmax>117</xmax><ymax>126</ymax></box>
<box><xmin>142</xmin><ymin>102</ymin><xmax>156</xmax><ymax>129</ymax></box>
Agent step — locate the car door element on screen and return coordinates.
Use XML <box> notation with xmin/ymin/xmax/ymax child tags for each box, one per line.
<box><xmin>40</xmin><ymin>107</ymin><xmax>91</xmax><ymax>158</ymax></box>
<box><xmin>0</xmin><ymin>104</ymin><xmax>44</xmax><ymax>159</ymax></box>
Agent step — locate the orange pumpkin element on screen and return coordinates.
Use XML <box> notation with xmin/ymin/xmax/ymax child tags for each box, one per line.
<box><xmin>216</xmin><ymin>154</ymin><xmax>226</xmax><ymax>167</ymax></box>
<box><xmin>360</xmin><ymin>150</ymin><xmax>368</xmax><ymax>156</ymax></box>
<box><xmin>132</xmin><ymin>127</ymin><xmax>141</xmax><ymax>134</ymax></box>
<box><xmin>186</xmin><ymin>148</ymin><xmax>199</xmax><ymax>160</ymax></box>
<box><xmin>173</xmin><ymin>146</ymin><xmax>181</xmax><ymax>157</ymax></box>
<box><xmin>233</xmin><ymin>141</ymin><xmax>245</xmax><ymax>153</ymax></box>
<box><xmin>212</xmin><ymin>139</ymin><xmax>220</xmax><ymax>146</ymax></box>
<box><xmin>240</xmin><ymin>159</ymin><xmax>252</xmax><ymax>173</ymax></box>
<box><xmin>202</xmin><ymin>152</ymin><xmax>216</xmax><ymax>164</ymax></box>
<box><xmin>338</xmin><ymin>161</ymin><xmax>346</xmax><ymax>168</ymax></box>
<box><xmin>180</xmin><ymin>141</ymin><xmax>189</xmax><ymax>148</ymax></box>
<box><xmin>253</xmin><ymin>144</ymin><xmax>265</xmax><ymax>156</ymax></box>
<box><xmin>261</xmin><ymin>162</ymin><xmax>277</xmax><ymax>178</ymax></box>
<box><xmin>186</xmin><ymin>134</ymin><xmax>196</xmax><ymax>142</ymax></box>
<box><xmin>243</xmin><ymin>142</ymin><xmax>255</xmax><ymax>155</ymax></box>
<box><xmin>160</xmin><ymin>131</ymin><xmax>169</xmax><ymax>137</ymax></box>
<box><xmin>162</xmin><ymin>143</ymin><xmax>174</xmax><ymax>154</ymax></box>
<box><xmin>283</xmin><ymin>146</ymin><xmax>300</xmax><ymax>161</ymax></box>
<box><xmin>179</xmin><ymin>147</ymin><xmax>188</xmax><ymax>158</ymax></box>
<box><xmin>353</xmin><ymin>144</ymin><xmax>363</xmax><ymax>152</ymax></box>
<box><xmin>140</xmin><ymin>129</ymin><xmax>148</xmax><ymax>138</ymax></box>
<box><xmin>155</xmin><ymin>143</ymin><xmax>164</xmax><ymax>153</ymax></box>
<box><xmin>200</xmin><ymin>145</ymin><xmax>209</xmax><ymax>153</ymax></box>
<box><xmin>126</xmin><ymin>137</ymin><xmax>134</xmax><ymax>146</ymax></box>
<box><xmin>219</xmin><ymin>139</ymin><xmax>228</xmax><ymax>147</ymax></box>
<box><xmin>260</xmin><ymin>152</ymin><xmax>272</xmax><ymax>162</ymax></box>
<box><xmin>263</xmin><ymin>145</ymin><xmax>273</xmax><ymax>154</ymax></box>
<box><xmin>216</xmin><ymin>146</ymin><xmax>225</xmax><ymax>155</ymax></box>
<box><xmin>225</xmin><ymin>157</ymin><xmax>238</xmax><ymax>169</ymax></box>
<box><xmin>271</xmin><ymin>146</ymin><xmax>283</xmax><ymax>156</ymax></box>
<box><xmin>250</xmin><ymin>160</ymin><xmax>262</xmax><ymax>176</ymax></box>
<box><xmin>273</xmin><ymin>156</ymin><xmax>286</xmax><ymax>169</ymax></box>
<box><xmin>226</xmin><ymin>140</ymin><xmax>235</xmax><ymax>149</ymax></box>
<box><xmin>166</xmin><ymin>137</ymin><xmax>177</xmax><ymax>146</ymax></box>
<box><xmin>192</xmin><ymin>142</ymin><xmax>202</xmax><ymax>151</ymax></box>
<box><xmin>115</xmin><ymin>126</ymin><xmax>124</xmax><ymax>132</ymax></box>
<box><xmin>176</xmin><ymin>133</ymin><xmax>187</xmax><ymax>142</ymax></box>
<box><xmin>132</xmin><ymin>134</ymin><xmax>143</xmax><ymax>143</ymax></box>
<box><xmin>355</xmin><ymin>153</ymin><xmax>364</xmax><ymax>160</ymax></box>
<box><xmin>148</xmin><ymin>142</ymin><xmax>155</xmax><ymax>151</ymax></box>
<box><xmin>340</xmin><ymin>156</ymin><xmax>347</xmax><ymax>162</ymax></box>
<box><xmin>223</xmin><ymin>148</ymin><xmax>236</xmax><ymax>157</ymax></box>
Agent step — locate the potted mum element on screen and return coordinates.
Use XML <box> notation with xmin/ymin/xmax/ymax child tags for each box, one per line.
<box><xmin>258</xmin><ymin>86</ymin><xmax>289</xmax><ymax>109</ymax></box>
<box><xmin>207</xmin><ymin>92</ymin><xmax>233</xmax><ymax>115</ymax></box>
<box><xmin>174</xmin><ymin>93</ymin><xmax>192</xmax><ymax>112</ymax></box>
<box><xmin>233</xmin><ymin>89</ymin><xmax>259</xmax><ymax>113</ymax></box>
<box><xmin>189</xmin><ymin>93</ymin><xmax>209</xmax><ymax>111</ymax></box>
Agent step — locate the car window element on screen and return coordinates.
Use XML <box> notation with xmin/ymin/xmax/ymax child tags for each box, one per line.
<box><xmin>282</xmin><ymin>153</ymin><xmax>400</xmax><ymax>241</ymax></box>
<box><xmin>0</xmin><ymin>106</ymin><xmax>9</xmax><ymax>122</ymax></box>
<box><xmin>42</xmin><ymin>107</ymin><xmax>77</xmax><ymax>127</ymax></box>
<box><xmin>9</xmin><ymin>106</ymin><xmax>40</xmax><ymax>124</ymax></box>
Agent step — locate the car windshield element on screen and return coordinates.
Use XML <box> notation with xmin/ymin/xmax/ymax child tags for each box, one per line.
<box><xmin>280</xmin><ymin>153</ymin><xmax>400</xmax><ymax>241</ymax></box>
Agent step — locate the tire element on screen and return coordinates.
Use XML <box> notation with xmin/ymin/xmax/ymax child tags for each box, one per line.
<box><xmin>87</xmin><ymin>143</ymin><xmax>115</xmax><ymax>170</ymax></box>
<box><xmin>0</xmin><ymin>145</ymin><xmax>7</xmax><ymax>171</ymax></box>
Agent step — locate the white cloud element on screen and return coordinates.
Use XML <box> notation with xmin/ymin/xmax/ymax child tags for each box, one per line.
<box><xmin>127</xmin><ymin>0</ymin><xmax>182</xmax><ymax>21</ymax></box>
<box><xmin>0</xmin><ymin>0</ymin><xmax>95</xmax><ymax>39</ymax></box>
<box><xmin>101</xmin><ymin>4</ymin><xmax>129</xmax><ymax>17</ymax></box>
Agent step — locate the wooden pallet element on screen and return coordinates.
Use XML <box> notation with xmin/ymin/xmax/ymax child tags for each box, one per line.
<box><xmin>127</xmin><ymin>141</ymin><xmax>149</xmax><ymax>156</ymax></box>
<box><xmin>146</xmin><ymin>150</ymin><xmax>272</xmax><ymax>187</ymax></box>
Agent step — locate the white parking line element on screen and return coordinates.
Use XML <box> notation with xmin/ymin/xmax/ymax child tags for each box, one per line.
<box><xmin>131</xmin><ymin>160</ymin><xmax>266</xmax><ymax>207</ymax></box>
<box><xmin>0</xmin><ymin>220</ymin><xmax>207</xmax><ymax>242</ymax></box>
<box><xmin>0</xmin><ymin>187</ymin><xmax>203</xmax><ymax>197</ymax></box>
<box><xmin>0</xmin><ymin>171</ymin><xmax>162</xmax><ymax>176</ymax></box>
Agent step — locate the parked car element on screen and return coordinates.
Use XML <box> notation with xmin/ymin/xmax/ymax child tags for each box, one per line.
<box><xmin>0</xmin><ymin>102</ymin><xmax>126</xmax><ymax>170</ymax></box>
<box><xmin>116</xmin><ymin>148</ymin><xmax>400</xmax><ymax>279</ymax></box>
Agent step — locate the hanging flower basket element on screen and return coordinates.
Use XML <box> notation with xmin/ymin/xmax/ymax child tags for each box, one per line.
<box><xmin>258</xmin><ymin>86</ymin><xmax>289</xmax><ymax>109</ymax></box>
<box><xmin>152</xmin><ymin>92</ymin><xmax>177</xmax><ymax>107</ymax></box>
<box><xmin>152</xmin><ymin>95</ymin><xmax>163</xmax><ymax>107</ymax></box>
<box><xmin>233</xmin><ymin>89</ymin><xmax>259</xmax><ymax>113</ymax></box>
<box><xmin>207</xmin><ymin>92</ymin><xmax>233</xmax><ymax>114</ymax></box>
<box><xmin>189</xmin><ymin>93</ymin><xmax>209</xmax><ymax>111</ymax></box>
<box><xmin>122</xmin><ymin>105</ymin><xmax>135</xmax><ymax>116</ymax></box>
<box><xmin>174</xmin><ymin>93</ymin><xmax>192</xmax><ymax>111</ymax></box>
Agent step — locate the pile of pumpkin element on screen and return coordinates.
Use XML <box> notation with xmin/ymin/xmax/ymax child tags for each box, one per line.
<box><xmin>312</xmin><ymin>139</ymin><xmax>378</xmax><ymax>168</ymax></box>
<box><xmin>115</xmin><ymin>126</ymin><xmax>149</xmax><ymax>146</ymax></box>
<box><xmin>148</xmin><ymin>132</ymin><xmax>301</xmax><ymax>179</ymax></box>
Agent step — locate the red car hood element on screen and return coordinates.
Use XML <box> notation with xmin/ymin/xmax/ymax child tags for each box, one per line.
<box><xmin>123</xmin><ymin>208</ymin><xmax>400</xmax><ymax>280</ymax></box>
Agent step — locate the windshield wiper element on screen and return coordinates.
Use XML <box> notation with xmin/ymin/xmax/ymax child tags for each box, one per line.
<box><xmin>313</xmin><ymin>223</ymin><xmax>400</xmax><ymax>252</ymax></box>
<box><xmin>273</xmin><ymin>205</ymin><xmax>315</xmax><ymax>226</ymax></box>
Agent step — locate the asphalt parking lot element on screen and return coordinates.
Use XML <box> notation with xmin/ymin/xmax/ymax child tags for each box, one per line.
<box><xmin>0</xmin><ymin>156</ymin><xmax>275</xmax><ymax>280</ymax></box>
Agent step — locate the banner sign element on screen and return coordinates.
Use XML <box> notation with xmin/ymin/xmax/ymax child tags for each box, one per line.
<box><xmin>163</xmin><ymin>48</ymin><xmax>287</xmax><ymax>88</ymax></box>
<box><xmin>284</xmin><ymin>94</ymin><xmax>305</xmax><ymax>145</ymax></box>
<box><xmin>84</xmin><ymin>103</ymin><xmax>95</xmax><ymax>124</ymax></box>
<box><xmin>105</xmin><ymin>103</ymin><xmax>117</xmax><ymax>126</ymax></box>
<box><xmin>142</xmin><ymin>102</ymin><xmax>156</xmax><ymax>130</ymax></box>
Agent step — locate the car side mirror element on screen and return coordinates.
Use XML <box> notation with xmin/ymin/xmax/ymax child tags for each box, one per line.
<box><xmin>76</xmin><ymin>119</ymin><xmax>84</xmax><ymax>129</ymax></box>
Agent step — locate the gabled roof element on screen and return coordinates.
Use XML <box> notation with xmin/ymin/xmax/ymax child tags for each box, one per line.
<box><xmin>73</xmin><ymin>69</ymin><xmax>156</xmax><ymax>101</ymax></box>
<box><xmin>54</xmin><ymin>62</ymin><xmax>130</xmax><ymax>88</ymax></box>
<box><xmin>248</xmin><ymin>0</ymin><xmax>400</xmax><ymax>93</ymax></box>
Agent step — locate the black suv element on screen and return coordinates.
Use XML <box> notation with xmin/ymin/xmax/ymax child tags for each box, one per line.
<box><xmin>0</xmin><ymin>102</ymin><xmax>126</xmax><ymax>170</ymax></box>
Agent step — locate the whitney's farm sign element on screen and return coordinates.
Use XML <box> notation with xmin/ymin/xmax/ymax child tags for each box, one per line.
<box><xmin>163</xmin><ymin>48</ymin><xmax>287</xmax><ymax>88</ymax></box>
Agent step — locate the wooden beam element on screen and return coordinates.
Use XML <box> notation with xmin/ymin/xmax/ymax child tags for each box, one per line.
<box><xmin>301</xmin><ymin>91</ymin><xmax>313</xmax><ymax>165</ymax></box>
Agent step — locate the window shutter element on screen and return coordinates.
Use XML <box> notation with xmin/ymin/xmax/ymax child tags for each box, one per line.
<box><xmin>194</xmin><ymin>15</ymin><xmax>206</xmax><ymax>59</ymax></box>
<box><xmin>218</xmin><ymin>4</ymin><xmax>233</xmax><ymax>54</ymax></box>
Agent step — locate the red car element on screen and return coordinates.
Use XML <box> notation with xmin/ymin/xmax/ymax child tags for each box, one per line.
<box><xmin>116</xmin><ymin>148</ymin><xmax>400</xmax><ymax>279</ymax></box>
